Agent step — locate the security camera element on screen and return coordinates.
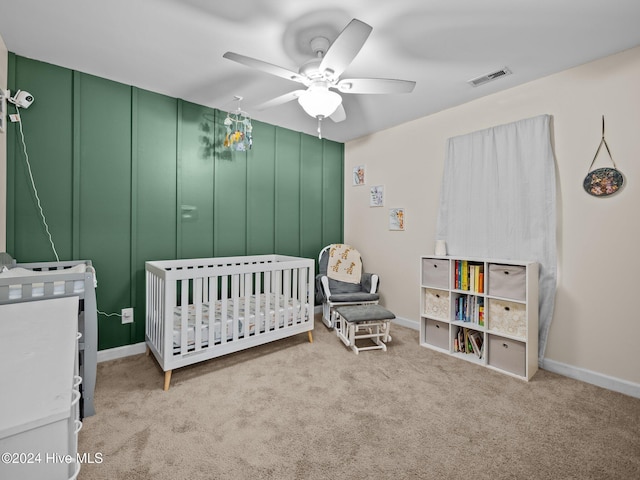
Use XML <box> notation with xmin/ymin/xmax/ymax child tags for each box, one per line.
<box><xmin>10</xmin><ymin>90</ymin><xmax>35</xmax><ymax>109</ymax></box>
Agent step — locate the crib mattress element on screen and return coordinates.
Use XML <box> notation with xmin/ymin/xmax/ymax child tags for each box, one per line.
<box><xmin>172</xmin><ymin>294</ymin><xmax>307</xmax><ymax>353</ymax></box>
<box><xmin>0</xmin><ymin>265</ymin><xmax>87</xmax><ymax>300</ymax></box>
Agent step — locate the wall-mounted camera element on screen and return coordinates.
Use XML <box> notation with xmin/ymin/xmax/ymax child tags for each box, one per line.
<box><xmin>9</xmin><ymin>90</ymin><xmax>35</xmax><ymax>109</ymax></box>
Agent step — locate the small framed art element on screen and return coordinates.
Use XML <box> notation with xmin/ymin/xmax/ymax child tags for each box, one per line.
<box><xmin>370</xmin><ymin>185</ymin><xmax>384</xmax><ymax>207</ymax></box>
<box><xmin>389</xmin><ymin>208</ymin><xmax>405</xmax><ymax>231</ymax></box>
<box><xmin>353</xmin><ymin>165</ymin><xmax>365</xmax><ymax>186</ymax></box>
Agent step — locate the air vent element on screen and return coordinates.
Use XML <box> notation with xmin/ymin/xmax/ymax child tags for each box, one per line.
<box><xmin>467</xmin><ymin>67</ymin><xmax>512</xmax><ymax>87</ymax></box>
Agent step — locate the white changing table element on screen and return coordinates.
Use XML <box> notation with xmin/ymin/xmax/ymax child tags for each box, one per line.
<box><xmin>0</xmin><ymin>297</ymin><xmax>82</xmax><ymax>480</ymax></box>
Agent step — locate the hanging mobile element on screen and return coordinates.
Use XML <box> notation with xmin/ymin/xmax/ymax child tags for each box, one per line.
<box><xmin>583</xmin><ymin>116</ymin><xmax>624</xmax><ymax>197</ymax></box>
<box><xmin>223</xmin><ymin>96</ymin><xmax>253</xmax><ymax>151</ymax></box>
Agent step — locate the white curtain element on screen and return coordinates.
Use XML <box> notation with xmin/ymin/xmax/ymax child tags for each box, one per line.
<box><xmin>436</xmin><ymin>114</ymin><xmax>557</xmax><ymax>359</ymax></box>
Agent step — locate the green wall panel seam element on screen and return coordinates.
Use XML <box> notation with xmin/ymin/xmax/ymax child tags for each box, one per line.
<box><xmin>273</xmin><ymin>128</ymin><xmax>279</xmax><ymax>253</ymax></box>
<box><xmin>211</xmin><ymin>109</ymin><xmax>222</xmax><ymax>257</ymax></box>
<box><xmin>71</xmin><ymin>71</ymin><xmax>81</xmax><ymax>259</ymax></box>
<box><xmin>6</xmin><ymin>53</ymin><xmax>16</xmax><ymax>254</ymax></box>
<box><xmin>299</xmin><ymin>134</ymin><xmax>303</xmax><ymax>257</ymax></box>
<box><xmin>176</xmin><ymin>99</ymin><xmax>183</xmax><ymax>258</ymax></box>
<box><xmin>130</xmin><ymin>87</ymin><xmax>138</xmax><ymax>326</ymax></box>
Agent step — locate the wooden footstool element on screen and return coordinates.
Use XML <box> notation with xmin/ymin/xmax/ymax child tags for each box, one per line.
<box><xmin>334</xmin><ymin>304</ymin><xmax>395</xmax><ymax>354</ymax></box>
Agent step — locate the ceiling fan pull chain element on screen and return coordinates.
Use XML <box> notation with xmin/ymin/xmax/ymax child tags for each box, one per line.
<box><xmin>317</xmin><ymin>116</ymin><xmax>323</xmax><ymax>139</ymax></box>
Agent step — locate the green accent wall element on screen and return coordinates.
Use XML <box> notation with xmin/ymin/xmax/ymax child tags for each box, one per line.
<box><xmin>6</xmin><ymin>54</ymin><xmax>344</xmax><ymax>350</ymax></box>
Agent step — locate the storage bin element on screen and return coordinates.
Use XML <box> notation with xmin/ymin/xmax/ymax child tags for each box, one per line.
<box><xmin>488</xmin><ymin>264</ymin><xmax>526</xmax><ymax>301</ymax></box>
<box><xmin>421</xmin><ymin>259</ymin><xmax>450</xmax><ymax>289</ymax></box>
<box><xmin>423</xmin><ymin>288</ymin><xmax>449</xmax><ymax>320</ymax></box>
<box><xmin>424</xmin><ymin>319</ymin><xmax>449</xmax><ymax>350</ymax></box>
<box><xmin>488</xmin><ymin>299</ymin><xmax>526</xmax><ymax>339</ymax></box>
<box><xmin>487</xmin><ymin>335</ymin><xmax>526</xmax><ymax>377</ymax></box>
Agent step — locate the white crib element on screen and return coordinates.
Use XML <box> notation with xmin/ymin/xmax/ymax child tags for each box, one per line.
<box><xmin>145</xmin><ymin>254</ymin><xmax>314</xmax><ymax>390</ymax></box>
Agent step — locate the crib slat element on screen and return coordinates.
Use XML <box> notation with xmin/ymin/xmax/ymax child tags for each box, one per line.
<box><xmin>180</xmin><ymin>280</ymin><xmax>189</xmax><ymax>355</ymax></box>
<box><xmin>231</xmin><ymin>273</ymin><xmax>240</xmax><ymax>341</ymax></box>
<box><xmin>194</xmin><ymin>277</ymin><xmax>203</xmax><ymax>351</ymax></box>
<box><xmin>220</xmin><ymin>276</ymin><xmax>228</xmax><ymax>345</ymax></box>
<box><xmin>283</xmin><ymin>269</ymin><xmax>291</xmax><ymax>329</ymax></box>
<box><xmin>264</xmin><ymin>271</ymin><xmax>271</xmax><ymax>332</ymax></box>
<box><xmin>253</xmin><ymin>272</ymin><xmax>261</xmax><ymax>335</ymax></box>
<box><xmin>208</xmin><ymin>275</ymin><xmax>218</xmax><ymax>344</ymax></box>
<box><xmin>243</xmin><ymin>273</ymin><xmax>252</xmax><ymax>338</ymax></box>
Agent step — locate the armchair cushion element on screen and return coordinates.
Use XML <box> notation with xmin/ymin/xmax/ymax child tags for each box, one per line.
<box><xmin>328</xmin><ymin>292</ymin><xmax>380</xmax><ymax>303</ymax></box>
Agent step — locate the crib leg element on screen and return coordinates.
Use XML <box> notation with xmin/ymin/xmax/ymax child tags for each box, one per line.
<box><xmin>145</xmin><ymin>346</ymin><xmax>150</xmax><ymax>356</ymax></box>
<box><xmin>308</xmin><ymin>330</ymin><xmax>313</xmax><ymax>343</ymax></box>
<box><xmin>163</xmin><ymin>370</ymin><xmax>172</xmax><ymax>391</ymax></box>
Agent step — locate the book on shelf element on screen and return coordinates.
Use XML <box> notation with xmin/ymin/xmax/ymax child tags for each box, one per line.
<box><xmin>454</xmin><ymin>295</ymin><xmax>485</xmax><ymax>325</ymax></box>
<box><xmin>469</xmin><ymin>331</ymin><xmax>484</xmax><ymax>358</ymax></box>
<box><xmin>453</xmin><ymin>261</ymin><xmax>485</xmax><ymax>293</ymax></box>
<box><xmin>455</xmin><ymin>327</ymin><xmax>481</xmax><ymax>356</ymax></box>
<box><xmin>457</xmin><ymin>328</ymin><xmax>465</xmax><ymax>353</ymax></box>
<box><xmin>461</xmin><ymin>261</ymin><xmax>469</xmax><ymax>291</ymax></box>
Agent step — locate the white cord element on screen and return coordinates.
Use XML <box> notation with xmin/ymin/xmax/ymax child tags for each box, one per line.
<box><xmin>97</xmin><ymin>310</ymin><xmax>122</xmax><ymax>318</ymax></box>
<box><xmin>15</xmin><ymin>108</ymin><xmax>60</xmax><ymax>262</ymax></box>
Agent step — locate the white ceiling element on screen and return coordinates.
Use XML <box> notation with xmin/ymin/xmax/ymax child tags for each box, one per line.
<box><xmin>1</xmin><ymin>0</ymin><xmax>639</xmax><ymax>143</ymax></box>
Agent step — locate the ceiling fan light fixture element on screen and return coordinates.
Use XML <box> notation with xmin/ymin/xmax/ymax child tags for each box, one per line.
<box><xmin>297</xmin><ymin>85</ymin><xmax>342</xmax><ymax>118</ymax></box>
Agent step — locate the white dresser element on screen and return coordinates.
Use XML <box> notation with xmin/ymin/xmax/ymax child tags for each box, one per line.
<box><xmin>0</xmin><ymin>296</ymin><xmax>82</xmax><ymax>480</ymax></box>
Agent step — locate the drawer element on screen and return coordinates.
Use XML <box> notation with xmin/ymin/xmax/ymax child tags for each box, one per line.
<box><xmin>488</xmin><ymin>299</ymin><xmax>527</xmax><ymax>339</ymax></box>
<box><xmin>421</xmin><ymin>259</ymin><xmax>450</xmax><ymax>289</ymax></box>
<box><xmin>423</xmin><ymin>288</ymin><xmax>449</xmax><ymax>320</ymax></box>
<box><xmin>424</xmin><ymin>319</ymin><xmax>449</xmax><ymax>350</ymax></box>
<box><xmin>487</xmin><ymin>335</ymin><xmax>525</xmax><ymax>377</ymax></box>
<box><xmin>488</xmin><ymin>264</ymin><xmax>526</xmax><ymax>301</ymax></box>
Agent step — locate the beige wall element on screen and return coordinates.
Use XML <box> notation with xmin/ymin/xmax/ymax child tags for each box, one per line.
<box><xmin>0</xmin><ymin>34</ymin><xmax>7</xmax><ymax>252</ymax></box>
<box><xmin>345</xmin><ymin>46</ymin><xmax>640</xmax><ymax>387</ymax></box>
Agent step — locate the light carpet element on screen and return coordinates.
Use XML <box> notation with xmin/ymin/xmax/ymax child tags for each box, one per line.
<box><xmin>78</xmin><ymin>316</ymin><xmax>640</xmax><ymax>479</ymax></box>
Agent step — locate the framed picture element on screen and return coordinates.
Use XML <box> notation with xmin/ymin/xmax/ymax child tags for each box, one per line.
<box><xmin>389</xmin><ymin>208</ymin><xmax>405</xmax><ymax>231</ymax></box>
<box><xmin>370</xmin><ymin>185</ymin><xmax>384</xmax><ymax>207</ymax></box>
<box><xmin>353</xmin><ymin>165</ymin><xmax>365</xmax><ymax>186</ymax></box>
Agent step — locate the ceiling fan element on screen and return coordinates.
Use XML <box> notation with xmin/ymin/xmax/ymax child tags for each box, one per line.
<box><xmin>223</xmin><ymin>18</ymin><xmax>416</xmax><ymax>134</ymax></box>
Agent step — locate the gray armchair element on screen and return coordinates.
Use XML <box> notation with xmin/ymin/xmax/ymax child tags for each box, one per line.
<box><xmin>316</xmin><ymin>244</ymin><xmax>380</xmax><ymax>328</ymax></box>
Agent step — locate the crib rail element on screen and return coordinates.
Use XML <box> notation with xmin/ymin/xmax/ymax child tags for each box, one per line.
<box><xmin>145</xmin><ymin>255</ymin><xmax>314</xmax><ymax>372</ymax></box>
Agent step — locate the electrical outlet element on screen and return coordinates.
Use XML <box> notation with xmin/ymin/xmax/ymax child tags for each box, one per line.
<box><xmin>121</xmin><ymin>308</ymin><xmax>134</xmax><ymax>324</ymax></box>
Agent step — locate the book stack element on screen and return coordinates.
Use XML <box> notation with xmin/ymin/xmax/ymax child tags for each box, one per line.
<box><xmin>453</xmin><ymin>327</ymin><xmax>484</xmax><ymax>358</ymax></box>
<box><xmin>454</xmin><ymin>295</ymin><xmax>485</xmax><ymax>326</ymax></box>
<box><xmin>454</xmin><ymin>260</ymin><xmax>484</xmax><ymax>293</ymax></box>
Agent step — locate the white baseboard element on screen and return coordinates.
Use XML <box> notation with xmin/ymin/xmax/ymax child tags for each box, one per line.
<box><xmin>97</xmin><ymin>342</ymin><xmax>147</xmax><ymax>363</ymax></box>
<box><xmin>392</xmin><ymin>316</ymin><xmax>419</xmax><ymax>330</ymax></box>
<box><xmin>541</xmin><ymin>358</ymin><xmax>640</xmax><ymax>399</ymax></box>
<box><xmin>392</xmin><ymin>316</ymin><xmax>640</xmax><ymax>399</ymax></box>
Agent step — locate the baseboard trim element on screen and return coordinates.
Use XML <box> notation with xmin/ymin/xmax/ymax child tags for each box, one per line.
<box><xmin>541</xmin><ymin>358</ymin><xmax>640</xmax><ymax>399</ymax></box>
<box><xmin>393</xmin><ymin>316</ymin><xmax>419</xmax><ymax>331</ymax></box>
<box><xmin>97</xmin><ymin>342</ymin><xmax>147</xmax><ymax>363</ymax></box>
<box><xmin>392</xmin><ymin>316</ymin><xmax>640</xmax><ymax>399</ymax></box>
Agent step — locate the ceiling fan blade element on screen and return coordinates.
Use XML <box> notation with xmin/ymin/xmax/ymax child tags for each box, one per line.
<box><xmin>223</xmin><ymin>52</ymin><xmax>307</xmax><ymax>84</ymax></box>
<box><xmin>329</xmin><ymin>104</ymin><xmax>346</xmax><ymax>123</ymax></box>
<box><xmin>255</xmin><ymin>90</ymin><xmax>305</xmax><ymax>111</ymax></box>
<box><xmin>336</xmin><ymin>78</ymin><xmax>416</xmax><ymax>94</ymax></box>
<box><xmin>319</xmin><ymin>19</ymin><xmax>372</xmax><ymax>79</ymax></box>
